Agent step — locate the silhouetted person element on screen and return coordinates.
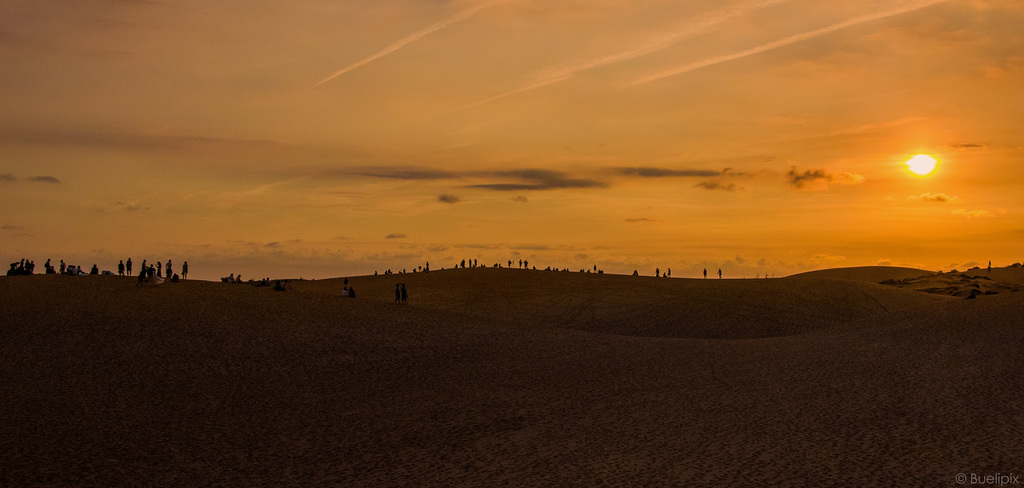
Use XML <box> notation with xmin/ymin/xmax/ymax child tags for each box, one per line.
<box><xmin>988</xmin><ymin>261</ymin><xmax>992</xmax><ymax>273</ymax></box>
<box><xmin>60</xmin><ymin>260</ymin><xmax>66</xmax><ymax>274</ymax></box>
<box><xmin>395</xmin><ymin>284</ymin><xmax>401</xmax><ymax>303</ymax></box>
<box><xmin>718</xmin><ymin>268</ymin><xmax>722</xmax><ymax>279</ymax></box>
<box><xmin>633</xmin><ymin>270</ymin><xmax>639</xmax><ymax>276</ymax></box>
<box><xmin>136</xmin><ymin>268</ymin><xmax>147</xmax><ymax>286</ymax></box>
<box><xmin>656</xmin><ymin>268</ymin><xmax>660</xmax><ymax>277</ymax></box>
<box><xmin>90</xmin><ymin>264</ymin><xmax>99</xmax><ymax>275</ymax></box>
<box><xmin>667</xmin><ymin>268</ymin><xmax>671</xmax><ymax>278</ymax></box>
<box><xmin>182</xmin><ymin>261</ymin><xmax>188</xmax><ymax>280</ymax></box>
<box><xmin>703</xmin><ymin>268</ymin><xmax>707</xmax><ymax>279</ymax></box>
<box><xmin>401</xmin><ymin>284</ymin><xmax>408</xmax><ymax>304</ymax></box>
<box><xmin>157</xmin><ymin>262</ymin><xmax>162</xmax><ymax>278</ymax></box>
<box><xmin>166</xmin><ymin>260</ymin><xmax>172</xmax><ymax>278</ymax></box>
<box><xmin>118</xmin><ymin>260</ymin><xmax>125</xmax><ymax>277</ymax></box>
<box><xmin>126</xmin><ymin>258</ymin><xmax>133</xmax><ymax>276</ymax></box>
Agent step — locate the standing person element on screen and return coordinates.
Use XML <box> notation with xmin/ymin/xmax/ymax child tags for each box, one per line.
<box><xmin>118</xmin><ymin>260</ymin><xmax>125</xmax><ymax>277</ymax></box>
<box><xmin>157</xmin><ymin>262</ymin><xmax>162</xmax><ymax>278</ymax></box>
<box><xmin>703</xmin><ymin>268</ymin><xmax>707</xmax><ymax>279</ymax></box>
<box><xmin>166</xmin><ymin>260</ymin><xmax>172</xmax><ymax>278</ymax></box>
<box><xmin>126</xmin><ymin>258</ymin><xmax>132</xmax><ymax>277</ymax></box>
<box><xmin>718</xmin><ymin>268</ymin><xmax>722</xmax><ymax>279</ymax></box>
<box><xmin>60</xmin><ymin>260</ymin><xmax>66</xmax><ymax>274</ymax></box>
<box><xmin>395</xmin><ymin>284</ymin><xmax>401</xmax><ymax>303</ymax></box>
<box><xmin>401</xmin><ymin>284</ymin><xmax>408</xmax><ymax>304</ymax></box>
<box><xmin>182</xmin><ymin>261</ymin><xmax>188</xmax><ymax>280</ymax></box>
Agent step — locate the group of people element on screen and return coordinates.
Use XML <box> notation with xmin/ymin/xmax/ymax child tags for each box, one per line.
<box><xmin>7</xmin><ymin>258</ymin><xmax>105</xmax><ymax>276</ymax></box>
<box><xmin>131</xmin><ymin>258</ymin><xmax>189</xmax><ymax>286</ymax></box>
<box><xmin>395</xmin><ymin>283</ymin><xmax>408</xmax><ymax>304</ymax></box>
<box><xmin>121</xmin><ymin>258</ymin><xmax>188</xmax><ymax>281</ymax></box>
<box><xmin>6</xmin><ymin>259</ymin><xmax>36</xmax><ymax>276</ymax></box>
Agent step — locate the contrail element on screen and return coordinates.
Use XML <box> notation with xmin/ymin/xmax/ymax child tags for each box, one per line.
<box><xmin>453</xmin><ymin>0</ymin><xmax>792</xmax><ymax>111</ymax></box>
<box><xmin>314</xmin><ymin>0</ymin><xmax>503</xmax><ymax>88</ymax></box>
<box><xmin>631</xmin><ymin>0</ymin><xmax>948</xmax><ymax>86</ymax></box>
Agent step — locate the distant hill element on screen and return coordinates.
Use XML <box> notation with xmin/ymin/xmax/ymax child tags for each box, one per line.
<box><xmin>786</xmin><ymin>266</ymin><xmax>933</xmax><ymax>283</ymax></box>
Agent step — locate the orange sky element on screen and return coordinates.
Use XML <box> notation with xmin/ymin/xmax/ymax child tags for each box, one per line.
<box><xmin>2</xmin><ymin>0</ymin><xmax>1022</xmax><ymax>280</ymax></box>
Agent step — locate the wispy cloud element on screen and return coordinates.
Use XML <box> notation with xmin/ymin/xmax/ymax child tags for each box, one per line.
<box><xmin>616</xmin><ymin>167</ymin><xmax>722</xmax><ymax>178</ymax></box>
<box><xmin>457</xmin><ymin>0</ymin><xmax>791</xmax><ymax>110</ymax></box>
<box><xmin>952</xmin><ymin>209</ymin><xmax>1000</xmax><ymax>219</ymax></box>
<box><xmin>0</xmin><ymin>173</ymin><xmax>15</xmax><ymax>182</ymax></box>
<box><xmin>29</xmin><ymin>176</ymin><xmax>60</xmax><ymax>184</ymax></box>
<box><xmin>909</xmin><ymin>192</ymin><xmax>959</xmax><ymax>203</ymax></box>
<box><xmin>632</xmin><ymin>0</ymin><xmax>949</xmax><ymax>85</ymax></box>
<box><xmin>314</xmin><ymin>0</ymin><xmax>504</xmax><ymax>88</ymax></box>
<box><xmin>385</xmin><ymin>233</ymin><xmax>408</xmax><ymax>239</ymax></box>
<box><xmin>350</xmin><ymin>167</ymin><xmax>459</xmax><ymax>180</ymax></box>
<box><xmin>438</xmin><ymin>193</ymin><xmax>461</xmax><ymax>203</ymax></box>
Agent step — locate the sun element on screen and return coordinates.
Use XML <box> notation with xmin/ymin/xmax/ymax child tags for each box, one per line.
<box><xmin>904</xmin><ymin>154</ymin><xmax>938</xmax><ymax>177</ymax></box>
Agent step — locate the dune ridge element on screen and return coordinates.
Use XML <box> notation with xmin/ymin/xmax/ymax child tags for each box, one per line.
<box><xmin>2</xmin><ymin>267</ymin><xmax>1022</xmax><ymax>486</ymax></box>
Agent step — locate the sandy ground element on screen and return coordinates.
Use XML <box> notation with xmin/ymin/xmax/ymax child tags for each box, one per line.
<box><xmin>2</xmin><ymin>266</ymin><xmax>1022</xmax><ymax>486</ymax></box>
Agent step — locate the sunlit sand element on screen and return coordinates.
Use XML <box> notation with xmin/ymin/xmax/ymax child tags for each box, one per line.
<box><xmin>2</xmin><ymin>266</ymin><xmax>1022</xmax><ymax>485</ymax></box>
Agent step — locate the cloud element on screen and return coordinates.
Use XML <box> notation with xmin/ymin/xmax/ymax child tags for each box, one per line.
<box><xmin>313</xmin><ymin>0</ymin><xmax>505</xmax><ymax>87</ymax></box>
<box><xmin>951</xmin><ymin>143</ymin><xmax>986</xmax><ymax>149</ymax></box>
<box><xmin>811</xmin><ymin>253</ymin><xmax>847</xmax><ymax>264</ymax></box>
<box><xmin>786</xmin><ymin>166</ymin><xmax>865</xmax><ymax>190</ymax></box>
<box><xmin>29</xmin><ymin>176</ymin><xmax>60</xmax><ymax>184</ymax></box>
<box><xmin>511</xmin><ymin>196</ymin><xmax>528</xmax><ymax>203</ymax></box>
<box><xmin>468</xmin><ymin>169</ymin><xmax>606</xmax><ymax>191</ymax></box>
<box><xmin>908</xmin><ymin>193</ymin><xmax>959</xmax><ymax>203</ymax></box>
<box><xmin>2</xmin><ymin>224</ymin><xmax>25</xmax><ymax>230</ymax></box>
<box><xmin>350</xmin><ymin>166</ymin><xmax>604</xmax><ymax>191</ymax></box>
<box><xmin>625</xmin><ymin>217</ymin><xmax>655</xmax><ymax>223</ymax></box>
<box><xmin>952</xmin><ymin>209</ymin><xmax>995</xmax><ymax>218</ymax></box>
<box><xmin>694</xmin><ymin>181</ymin><xmax>737</xmax><ymax>192</ymax></box>
<box><xmin>632</xmin><ymin>0</ymin><xmax>949</xmax><ymax>85</ymax></box>
<box><xmin>0</xmin><ymin>173</ymin><xmax>16</xmax><ymax>182</ymax></box>
<box><xmin>616</xmin><ymin>167</ymin><xmax>721</xmax><ymax>178</ymax></box>
<box><xmin>353</xmin><ymin>167</ymin><xmax>459</xmax><ymax>180</ymax></box>
<box><xmin>114</xmin><ymin>201</ymin><xmax>147</xmax><ymax>212</ymax></box>
<box><xmin>438</xmin><ymin>193</ymin><xmax>461</xmax><ymax>203</ymax></box>
<box><xmin>386</xmin><ymin>233</ymin><xmax>408</xmax><ymax>239</ymax></box>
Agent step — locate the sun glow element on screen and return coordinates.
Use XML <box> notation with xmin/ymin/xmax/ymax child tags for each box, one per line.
<box><xmin>904</xmin><ymin>154</ymin><xmax>938</xmax><ymax>177</ymax></box>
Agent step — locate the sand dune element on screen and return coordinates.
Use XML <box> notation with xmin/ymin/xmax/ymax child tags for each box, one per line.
<box><xmin>2</xmin><ymin>268</ymin><xmax>1022</xmax><ymax>486</ymax></box>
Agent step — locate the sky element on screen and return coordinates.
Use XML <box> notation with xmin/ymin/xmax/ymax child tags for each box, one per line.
<box><xmin>2</xmin><ymin>0</ymin><xmax>1022</xmax><ymax>280</ymax></box>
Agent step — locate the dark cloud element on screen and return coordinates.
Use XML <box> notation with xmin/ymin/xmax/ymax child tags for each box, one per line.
<box><xmin>0</xmin><ymin>173</ymin><xmax>15</xmax><ymax>182</ymax></box>
<box><xmin>469</xmin><ymin>169</ymin><xmax>606</xmax><ymax>191</ymax></box>
<box><xmin>625</xmin><ymin>217</ymin><xmax>655</xmax><ymax>223</ymax></box>
<box><xmin>438</xmin><ymin>193</ymin><xmax>460</xmax><ymax>203</ymax></box>
<box><xmin>29</xmin><ymin>176</ymin><xmax>60</xmax><ymax>184</ymax></box>
<box><xmin>511</xmin><ymin>196</ymin><xmax>528</xmax><ymax>203</ymax></box>
<box><xmin>616</xmin><ymin>167</ymin><xmax>721</xmax><ymax>178</ymax></box>
<box><xmin>786</xmin><ymin>166</ymin><xmax>864</xmax><ymax>189</ymax></box>
<box><xmin>385</xmin><ymin>233</ymin><xmax>407</xmax><ymax>239</ymax></box>
<box><xmin>951</xmin><ymin>143</ymin><xmax>986</xmax><ymax>150</ymax></box>
<box><xmin>265</xmin><ymin>242</ymin><xmax>281</xmax><ymax>248</ymax></box>
<box><xmin>694</xmin><ymin>181</ymin><xmax>737</xmax><ymax>192</ymax></box>
<box><xmin>2</xmin><ymin>224</ymin><xmax>25</xmax><ymax>230</ymax></box>
<box><xmin>355</xmin><ymin>167</ymin><xmax>459</xmax><ymax>180</ymax></box>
